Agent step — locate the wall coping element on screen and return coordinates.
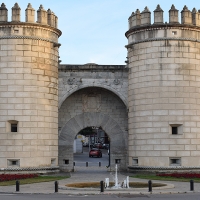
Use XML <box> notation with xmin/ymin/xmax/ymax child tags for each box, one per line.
<box><xmin>59</xmin><ymin>64</ymin><xmax>128</xmax><ymax>72</ymax></box>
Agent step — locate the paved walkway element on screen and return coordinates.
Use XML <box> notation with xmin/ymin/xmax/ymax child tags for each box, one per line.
<box><xmin>0</xmin><ymin>166</ymin><xmax>200</xmax><ymax>195</ymax></box>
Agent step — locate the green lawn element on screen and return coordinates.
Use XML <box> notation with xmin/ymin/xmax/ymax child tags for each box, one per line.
<box><xmin>0</xmin><ymin>175</ymin><xmax>69</xmax><ymax>186</ymax></box>
<box><xmin>132</xmin><ymin>174</ymin><xmax>200</xmax><ymax>182</ymax></box>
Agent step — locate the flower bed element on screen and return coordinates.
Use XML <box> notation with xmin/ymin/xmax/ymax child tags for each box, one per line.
<box><xmin>0</xmin><ymin>174</ymin><xmax>38</xmax><ymax>182</ymax></box>
<box><xmin>157</xmin><ymin>173</ymin><xmax>200</xmax><ymax>179</ymax></box>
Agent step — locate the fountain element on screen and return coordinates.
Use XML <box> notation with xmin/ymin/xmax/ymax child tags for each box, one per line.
<box><xmin>105</xmin><ymin>164</ymin><xmax>130</xmax><ymax>189</ymax></box>
<box><xmin>113</xmin><ymin>164</ymin><xmax>119</xmax><ymax>188</ymax></box>
<box><xmin>64</xmin><ymin>164</ymin><xmax>170</xmax><ymax>191</ymax></box>
<box><xmin>105</xmin><ymin>178</ymin><xmax>109</xmax><ymax>188</ymax></box>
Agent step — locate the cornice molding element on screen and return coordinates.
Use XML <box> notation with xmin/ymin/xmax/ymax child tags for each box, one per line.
<box><xmin>0</xmin><ymin>22</ymin><xmax>62</xmax><ymax>37</ymax></box>
<box><xmin>126</xmin><ymin>37</ymin><xmax>200</xmax><ymax>48</ymax></box>
<box><xmin>125</xmin><ymin>24</ymin><xmax>200</xmax><ymax>38</ymax></box>
<box><xmin>0</xmin><ymin>35</ymin><xmax>61</xmax><ymax>47</ymax></box>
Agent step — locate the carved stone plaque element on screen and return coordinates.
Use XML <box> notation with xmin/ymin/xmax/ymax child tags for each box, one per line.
<box><xmin>82</xmin><ymin>93</ymin><xmax>101</xmax><ymax>112</ymax></box>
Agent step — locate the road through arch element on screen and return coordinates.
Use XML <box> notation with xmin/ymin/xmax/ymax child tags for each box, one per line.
<box><xmin>59</xmin><ymin>112</ymin><xmax>128</xmax><ymax>171</ymax></box>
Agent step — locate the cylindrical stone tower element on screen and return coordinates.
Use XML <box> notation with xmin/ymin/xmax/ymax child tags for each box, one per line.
<box><xmin>126</xmin><ymin>4</ymin><xmax>200</xmax><ymax>170</ymax></box>
<box><xmin>0</xmin><ymin>3</ymin><xmax>61</xmax><ymax>172</ymax></box>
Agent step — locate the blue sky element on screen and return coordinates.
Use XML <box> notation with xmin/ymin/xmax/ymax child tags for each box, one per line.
<box><xmin>5</xmin><ymin>0</ymin><xmax>200</xmax><ymax>65</ymax></box>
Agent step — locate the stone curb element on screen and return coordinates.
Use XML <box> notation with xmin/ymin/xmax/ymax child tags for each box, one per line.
<box><xmin>59</xmin><ymin>182</ymin><xmax>174</xmax><ymax>191</ymax></box>
<box><xmin>0</xmin><ymin>191</ymin><xmax>198</xmax><ymax>195</ymax></box>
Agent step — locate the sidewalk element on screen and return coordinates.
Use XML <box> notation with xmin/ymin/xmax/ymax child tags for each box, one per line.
<box><xmin>0</xmin><ymin>166</ymin><xmax>200</xmax><ymax>195</ymax></box>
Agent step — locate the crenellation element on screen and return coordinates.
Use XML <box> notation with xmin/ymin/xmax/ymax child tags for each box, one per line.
<box><xmin>37</xmin><ymin>5</ymin><xmax>47</xmax><ymax>25</ymax></box>
<box><xmin>181</xmin><ymin>5</ymin><xmax>192</xmax><ymax>25</ymax></box>
<box><xmin>0</xmin><ymin>3</ymin><xmax>7</xmax><ymax>22</ymax></box>
<box><xmin>132</xmin><ymin>9</ymin><xmax>141</xmax><ymax>27</ymax></box>
<box><xmin>169</xmin><ymin>4</ymin><xmax>179</xmax><ymax>24</ymax></box>
<box><xmin>25</xmin><ymin>3</ymin><xmax>35</xmax><ymax>23</ymax></box>
<box><xmin>0</xmin><ymin>3</ymin><xmax>58</xmax><ymax>29</ymax></box>
<box><xmin>54</xmin><ymin>15</ymin><xmax>57</xmax><ymax>28</ymax></box>
<box><xmin>47</xmin><ymin>9</ymin><xmax>56</xmax><ymax>28</ymax></box>
<box><xmin>192</xmin><ymin>8</ymin><xmax>200</xmax><ymax>26</ymax></box>
<box><xmin>141</xmin><ymin>7</ymin><xmax>151</xmax><ymax>26</ymax></box>
<box><xmin>154</xmin><ymin>4</ymin><xmax>164</xmax><ymax>24</ymax></box>
<box><xmin>128</xmin><ymin>4</ymin><xmax>200</xmax><ymax>30</ymax></box>
<box><xmin>128</xmin><ymin>12</ymin><xmax>134</xmax><ymax>29</ymax></box>
<box><xmin>12</xmin><ymin>3</ymin><xmax>21</xmax><ymax>22</ymax></box>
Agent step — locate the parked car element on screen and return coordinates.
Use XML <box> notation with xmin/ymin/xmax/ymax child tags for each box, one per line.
<box><xmin>103</xmin><ymin>143</ymin><xmax>109</xmax><ymax>149</ymax></box>
<box><xmin>89</xmin><ymin>148</ymin><xmax>102</xmax><ymax>158</ymax></box>
<box><xmin>92</xmin><ymin>143</ymin><xmax>103</xmax><ymax>149</ymax></box>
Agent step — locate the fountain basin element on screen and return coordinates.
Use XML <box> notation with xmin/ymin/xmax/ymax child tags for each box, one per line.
<box><xmin>64</xmin><ymin>181</ymin><xmax>172</xmax><ymax>191</ymax></box>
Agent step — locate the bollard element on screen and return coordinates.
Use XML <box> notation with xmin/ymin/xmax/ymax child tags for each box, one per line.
<box><xmin>100</xmin><ymin>181</ymin><xmax>104</xmax><ymax>192</ymax></box>
<box><xmin>55</xmin><ymin>181</ymin><xmax>58</xmax><ymax>193</ymax></box>
<box><xmin>99</xmin><ymin>162</ymin><xmax>101</xmax><ymax>167</ymax></box>
<box><xmin>190</xmin><ymin>180</ymin><xmax>194</xmax><ymax>191</ymax></box>
<box><xmin>148</xmin><ymin>180</ymin><xmax>152</xmax><ymax>192</ymax></box>
<box><xmin>86</xmin><ymin>162</ymin><xmax>88</xmax><ymax>167</ymax></box>
<box><xmin>16</xmin><ymin>180</ymin><xmax>20</xmax><ymax>192</ymax></box>
<box><xmin>73</xmin><ymin>162</ymin><xmax>75</xmax><ymax>166</ymax></box>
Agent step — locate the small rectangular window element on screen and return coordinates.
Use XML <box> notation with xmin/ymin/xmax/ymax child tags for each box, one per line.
<box><xmin>169</xmin><ymin>124</ymin><xmax>183</xmax><ymax>135</ymax></box>
<box><xmin>115</xmin><ymin>159</ymin><xmax>121</xmax><ymax>164</ymax></box>
<box><xmin>132</xmin><ymin>158</ymin><xmax>138</xmax><ymax>165</ymax></box>
<box><xmin>11</xmin><ymin>124</ymin><xmax>17</xmax><ymax>132</ymax></box>
<box><xmin>172</xmin><ymin>127</ymin><xmax>178</xmax><ymax>135</ymax></box>
<box><xmin>7</xmin><ymin>120</ymin><xmax>18</xmax><ymax>133</ymax></box>
<box><xmin>51</xmin><ymin>158</ymin><xmax>56</xmax><ymax>166</ymax></box>
<box><xmin>63</xmin><ymin>159</ymin><xmax>69</xmax><ymax>165</ymax></box>
<box><xmin>172</xmin><ymin>31</ymin><xmax>177</xmax><ymax>35</ymax></box>
<box><xmin>7</xmin><ymin>159</ymin><xmax>20</xmax><ymax>167</ymax></box>
<box><xmin>169</xmin><ymin>158</ymin><xmax>181</xmax><ymax>166</ymax></box>
<box><xmin>12</xmin><ymin>161</ymin><xmax>17</xmax><ymax>165</ymax></box>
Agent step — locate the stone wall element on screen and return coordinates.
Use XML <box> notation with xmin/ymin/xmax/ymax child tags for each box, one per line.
<box><xmin>58</xmin><ymin>64</ymin><xmax>128</xmax><ymax>108</ymax></box>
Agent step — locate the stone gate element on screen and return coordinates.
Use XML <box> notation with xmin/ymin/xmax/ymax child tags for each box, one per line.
<box><xmin>58</xmin><ymin>64</ymin><xmax>129</xmax><ymax>171</ymax></box>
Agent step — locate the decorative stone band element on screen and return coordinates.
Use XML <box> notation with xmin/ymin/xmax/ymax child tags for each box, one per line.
<box><xmin>0</xmin><ymin>166</ymin><xmax>59</xmax><ymax>171</ymax></box>
<box><xmin>0</xmin><ymin>35</ymin><xmax>61</xmax><ymax>47</ymax></box>
<box><xmin>125</xmin><ymin>24</ymin><xmax>200</xmax><ymax>38</ymax></box>
<box><xmin>126</xmin><ymin>37</ymin><xmax>200</xmax><ymax>48</ymax></box>
<box><xmin>128</xmin><ymin>165</ymin><xmax>200</xmax><ymax>170</ymax></box>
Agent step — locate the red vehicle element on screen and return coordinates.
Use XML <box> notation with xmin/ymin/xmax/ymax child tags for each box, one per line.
<box><xmin>89</xmin><ymin>148</ymin><xmax>102</xmax><ymax>158</ymax></box>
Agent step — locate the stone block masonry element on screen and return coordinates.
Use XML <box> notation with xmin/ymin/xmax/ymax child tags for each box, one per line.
<box><xmin>3</xmin><ymin>2</ymin><xmax>200</xmax><ymax>173</ymax></box>
<box><xmin>0</xmin><ymin>3</ymin><xmax>61</xmax><ymax>172</ymax></box>
<box><xmin>126</xmin><ymin>4</ymin><xmax>200</xmax><ymax>170</ymax></box>
<box><xmin>58</xmin><ymin>64</ymin><xmax>129</xmax><ymax>171</ymax></box>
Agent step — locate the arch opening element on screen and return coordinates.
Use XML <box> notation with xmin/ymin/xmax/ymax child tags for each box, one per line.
<box><xmin>58</xmin><ymin>112</ymin><xmax>128</xmax><ymax>172</ymax></box>
<box><xmin>73</xmin><ymin>126</ymin><xmax>110</xmax><ymax>168</ymax></box>
<box><xmin>58</xmin><ymin>87</ymin><xmax>128</xmax><ymax>172</ymax></box>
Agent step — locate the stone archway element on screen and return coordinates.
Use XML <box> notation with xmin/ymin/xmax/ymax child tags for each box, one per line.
<box><xmin>59</xmin><ymin>112</ymin><xmax>128</xmax><ymax>172</ymax></box>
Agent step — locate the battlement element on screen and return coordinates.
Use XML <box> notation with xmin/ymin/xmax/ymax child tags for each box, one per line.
<box><xmin>0</xmin><ymin>3</ymin><xmax>58</xmax><ymax>28</ymax></box>
<box><xmin>128</xmin><ymin>4</ymin><xmax>200</xmax><ymax>29</ymax></box>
